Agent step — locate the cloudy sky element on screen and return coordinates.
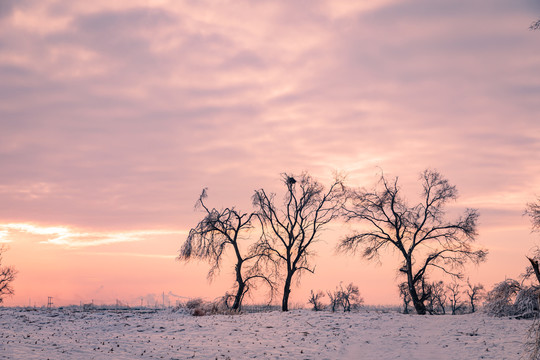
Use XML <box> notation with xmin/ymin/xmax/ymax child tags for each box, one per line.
<box><xmin>1</xmin><ymin>0</ymin><xmax>539</xmax><ymax>306</ymax></box>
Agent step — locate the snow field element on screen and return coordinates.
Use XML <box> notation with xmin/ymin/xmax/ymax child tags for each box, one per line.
<box><xmin>0</xmin><ymin>307</ymin><xmax>531</xmax><ymax>359</ymax></box>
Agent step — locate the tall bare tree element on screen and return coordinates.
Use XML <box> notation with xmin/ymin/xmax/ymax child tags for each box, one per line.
<box><xmin>178</xmin><ymin>189</ymin><xmax>272</xmax><ymax>311</ymax></box>
<box><xmin>0</xmin><ymin>245</ymin><xmax>16</xmax><ymax>304</ymax></box>
<box><xmin>339</xmin><ymin>169</ymin><xmax>487</xmax><ymax>315</ymax></box>
<box><xmin>252</xmin><ymin>172</ymin><xmax>345</xmax><ymax>311</ymax></box>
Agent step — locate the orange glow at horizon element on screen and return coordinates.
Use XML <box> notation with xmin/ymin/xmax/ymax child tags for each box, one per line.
<box><xmin>1</xmin><ymin>213</ymin><xmax>537</xmax><ymax>308</ymax></box>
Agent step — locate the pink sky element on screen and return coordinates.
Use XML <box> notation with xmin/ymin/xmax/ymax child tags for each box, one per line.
<box><xmin>1</xmin><ymin>0</ymin><xmax>539</xmax><ymax>307</ymax></box>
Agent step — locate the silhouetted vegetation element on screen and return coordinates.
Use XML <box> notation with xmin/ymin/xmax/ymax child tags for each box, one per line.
<box><xmin>178</xmin><ymin>189</ymin><xmax>273</xmax><ymax>311</ymax></box>
<box><xmin>0</xmin><ymin>245</ymin><xmax>16</xmax><ymax>304</ymax></box>
<box><xmin>339</xmin><ymin>169</ymin><xmax>487</xmax><ymax>315</ymax></box>
<box><xmin>252</xmin><ymin>173</ymin><xmax>345</xmax><ymax>311</ymax></box>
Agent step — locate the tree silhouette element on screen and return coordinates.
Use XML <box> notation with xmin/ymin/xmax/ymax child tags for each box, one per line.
<box><xmin>339</xmin><ymin>169</ymin><xmax>487</xmax><ymax>315</ymax></box>
<box><xmin>0</xmin><ymin>246</ymin><xmax>16</xmax><ymax>304</ymax></box>
<box><xmin>447</xmin><ymin>281</ymin><xmax>463</xmax><ymax>315</ymax></box>
<box><xmin>465</xmin><ymin>279</ymin><xmax>485</xmax><ymax>313</ymax></box>
<box><xmin>252</xmin><ymin>172</ymin><xmax>345</xmax><ymax>311</ymax></box>
<box><xmin>178</xmin><ymin>189</ymin><xmax>272</xmax><ymax>311</ymax></box>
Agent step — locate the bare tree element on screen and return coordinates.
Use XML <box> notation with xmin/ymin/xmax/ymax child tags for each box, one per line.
<box><xmin>252</xmin><ymin>172</ymin><xmax>345</xmax><ymax>311</ymax></box>
<box><xmin>338</xmin><ymin>282</ymin><xmax>363</xmax><ymax>312</ymax></box>
<box><xmin>308</xmin><ymin>290</ymin><xmax>325</xmax><ymax>311</ymax></box>
<box><xmin>178</xmin><ymin>189</ymin><xmax>272</xmax><ymax>311</ymax></box>
<box><xmin>428</xmin><ymin>281</ymin><xmax>447</xmax><ymax>315</ymax></box>
<box><xmin>0</xmin><ymin>245</ymin><xmax>16</xmax><ymax>304</ymax></box>
<box><xmin>531</xmin><ymin>19</ymin><xmax>540</xmax><ymax>30</ymax></box>
<box><xmin>339</xmin><ymin>169</ymin><xmax>487</xmax><ymax>315</ymax></box>
<box><xmin>326</xmin><ymin>282</ymin><xmax>363</xmax><ymax>312</ymax></box>
<box><xmin>465</xmin><ymin>279</ymin><xmax>485</xmax><ymax>313</ymax></box>
<box><xmin>327</xmin><ymin>289</ymin><xmax>340</xmax><ymax>312</ymax></box>
<box><xmin>447</xmin><ymin>281</ymin><xmax>464</xmax><ymax>315</ymax></box>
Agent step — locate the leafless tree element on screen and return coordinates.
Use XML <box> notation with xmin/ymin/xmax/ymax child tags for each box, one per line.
<box><xmin>0</xmin><ymin>246</ymin><xmax>16</xmax><ymax>304</ymax></box>
<box><xmin>178</xmin><ymin>189</ymin><xmax>273</xmax><ymax>311</ymax></box>
<box><xmin>338</xmin><ymin>282</ymin><xmax>363</xmax><ymax>312</ymax></box>
<box><xmin>465</xmin><ymin>279</ymin><xmax>485</xmax><ymax>313</ymax></box>
<box><xmin>326</xmin><ymin>282</ymin><xmax>363</xmax><ymax>312</ymax></box>
<box><xmin>308</xmin><ymin>290</ymin><xmax>325</xmax><ymax>311</ymax></box>
<box><xmin>252</xmin><ymin>172</ymin><xmax>345</xmax><ymax>311</ymax></box>
<box><xmin>428</xmin><ymin>281</ymin><xmax>447</xmax><ymax>315</ymax></box>
<box><xmin>447</xmin><ymin>281</ymin><xmax>464</xmax><ymax>315</ymax></box>
<box><xmin>327</xmin><ymin>288</ymin><xmax>340</xmax><ymax>312</ymax></box>
<box><xmin>398</xmin><ymin>282</ymin><xmax>412</xmax><ymax>314</ymax></box>
<box><xmin>531</xmin><ymin>19</ymin><xmax>540</xmax><ymax>30</ymax></box>
<box><xmin>339</xmin><ymin>169</ymin><xmax>487</xmax><ymax>315</ymax></box>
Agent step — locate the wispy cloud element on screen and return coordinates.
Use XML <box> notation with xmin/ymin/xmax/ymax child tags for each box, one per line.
<box><xmin>78</xmin><ymin>251</ymin><xmax>176</xmax><ymax>259</ymax></box>
<box><xmin>0</xmin><ymin>223</ymin><xmax>187</xmax><ymax>248</ymax></box>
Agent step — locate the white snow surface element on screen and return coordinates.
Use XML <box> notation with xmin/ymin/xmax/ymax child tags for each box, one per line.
<box><xmin>0</xmin><ymin>307</ymin><xmax>531</xmax><ymax>359</ymax></box>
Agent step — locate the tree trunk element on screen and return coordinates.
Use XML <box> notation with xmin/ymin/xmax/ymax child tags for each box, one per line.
<box><xmin>232</xmin><ymin>281</ymin><xmax>245</xmax><ymax>311</ymax></box>
<box><xmin>282</xmin><ymin>272</ymin><xmax>293</xmax><ymax>311</ymax></box>
<box><xmin>528</xmin><ymin>257</ymin><xmax>540</xmax><ymax>285</ymax></box>
<box><xmin>231</xmin><ymin>261</ymin><xmax>245</xmax><ymax>311</ymax></box>
<box><xmin>411</xmin><ymin>293</ymin><xmax>427</xmax><ymax>315</ymax></box>
<box><xmin>406</xmin><ymin>261</ymin><xmax>427</xmax><ymax>315</ymax></box>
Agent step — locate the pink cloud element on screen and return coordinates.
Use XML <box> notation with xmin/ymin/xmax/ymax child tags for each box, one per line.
<box><xmin>0</xmin><ymin>0</ymin><xmax>539</xmax><ymax>305</ymax></box>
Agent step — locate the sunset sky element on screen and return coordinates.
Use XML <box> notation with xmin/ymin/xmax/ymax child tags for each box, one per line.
<box><xmin>1</xmin><ymin>0</ymin><xmax>539</xmax><ymax>307</ymax></box>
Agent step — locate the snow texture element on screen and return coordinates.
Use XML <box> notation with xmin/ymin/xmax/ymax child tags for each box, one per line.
<box><xmin>0</xmin><ymin>307</ymin><xmax>530</xmax><ymax>359</ymax></box>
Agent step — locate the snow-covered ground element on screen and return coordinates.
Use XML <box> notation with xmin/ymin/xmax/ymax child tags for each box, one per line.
<box><xmin>0</xmin><ymin>307</ymin><xmax>532</xmax><ymax>359</ymax></box>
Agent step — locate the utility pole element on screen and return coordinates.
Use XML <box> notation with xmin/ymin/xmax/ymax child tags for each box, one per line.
<box><xmin>47</xmin><ymin>297</ymin><xmax>53</xmax><ymax>309</ymax></box>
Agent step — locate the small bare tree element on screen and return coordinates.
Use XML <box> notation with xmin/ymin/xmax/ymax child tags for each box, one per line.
<box><xmin>327</xmin><ymin>288</ymin><xmax>340</xmax><ymax>312</ymax></box>
<box><xmin>0</xmin><ymin>246</ymin><xmax>16</xmax><ymax>304</ymax></box>
<box><xmin>308</xmin><ymin>290</ymin><xmax>325</xmax><ymax>311</ymax></box>
<box><xmin>447</xmin><ymin>281</ymin><xmax>464</xmax><ymax>315</ymax></box>
<box><xmin>531</xmin><ymin>19</ymin><xmax>540</xmax><ymax>30</ymax></box>
<box><xmin>178</xmin><ymin>189</ymin><xmax>272</xmax><ymax>311</ymax></box>
<box><xmin>465</xmin><ymin>279</ymin><xmax>484</xmax><ymax>313</ymax></box>
<box><xmin>252</xmin><ymin>172</ymin><xmax>345</xmax><ymax>311</ymax></box>
<box><xmin>326</xmin><ymin>282</ymin><xmax>363</xmax><ymax>312</ymax></box>
<box><xmin>339</xmin><ymin>169</ymin><xmax>487</xmax><ymax>315</ymax></box>
<box><xmin>338</xmin><ymin>282</ymin><xmax>363</xmax><ymax>312</ymax></box>
<box><xmin>428</xmin><ymin>281</ymin><xmax>447</xmax><ymax>315</ymax></box>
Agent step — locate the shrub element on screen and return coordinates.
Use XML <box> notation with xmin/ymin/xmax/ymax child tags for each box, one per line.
<box><xmin>308</xmin><ymin>290</ymin><xmax>325</xmax><ymax>311</ymax></box>
<box><xmin>483</xmin><ymin>279</ymin><xmax>539</xmax><ymax>318</ymax></box>
<box><xmin>186</xmin><ymin>298</ymin><xmax>204</xmax><ymax>310</ymax></box>
<box><xmin>515</xmin><ymin>287</ymin><xmax>540</xmax><ymax>319</ymax></box>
